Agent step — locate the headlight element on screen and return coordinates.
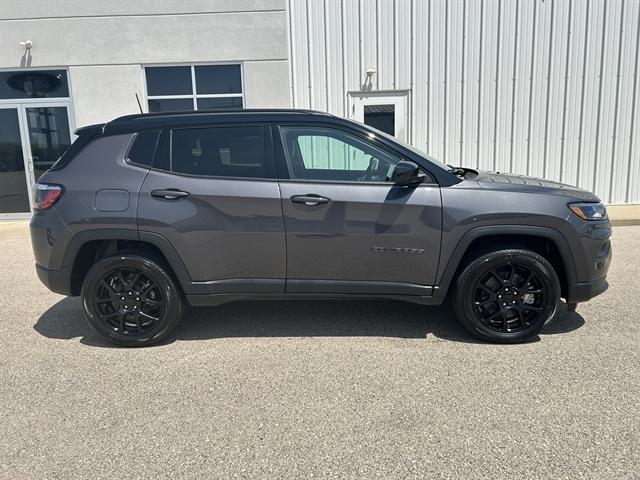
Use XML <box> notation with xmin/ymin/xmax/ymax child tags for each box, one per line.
<box><xmin>568</xmin><ymin>202</ymin><xmax>607</xmax><ymax>221</ymax></box>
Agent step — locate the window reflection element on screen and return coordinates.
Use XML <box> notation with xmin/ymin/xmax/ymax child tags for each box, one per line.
<box><xmin>25</xmin><ymin>107</ymin><xmax>71</xmax><ymax>180</ymax></box>
<box><xmin>144</xmin><ymin>65</ymin><xmax>243</xmax><ymax>113</ymax></box>
<box><xmin>0</xmin><ymin>109</ymin><xmax>30</xmax><ymax>213</ymax></box>
<box><xmin>0</xmin><ymin>71</ymin><xmax>69</xmax><ymax>99</ymax></box>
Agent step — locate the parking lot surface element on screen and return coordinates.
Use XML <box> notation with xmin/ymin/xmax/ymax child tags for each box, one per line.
<box><xmin>0</xmin><ymin>222</ymin><xmax>638</xmax><ymax>479</ymax></box>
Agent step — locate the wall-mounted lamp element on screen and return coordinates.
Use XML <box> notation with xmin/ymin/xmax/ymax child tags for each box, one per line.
<box><xmin>361</xmin><ymin>67</ymin><xmax>377</xmax><ymax>91</ymax></box>
<box><xmin>20</xmin><ymin>40</ymin><xmax>33</xmax><ymax>50</ymax></box>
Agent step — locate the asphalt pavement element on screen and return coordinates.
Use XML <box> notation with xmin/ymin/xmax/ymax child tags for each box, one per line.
<box><xmin>0</xmin><ymin>222</ymin><xmax>638</xmax><ymax>479</ymax></box>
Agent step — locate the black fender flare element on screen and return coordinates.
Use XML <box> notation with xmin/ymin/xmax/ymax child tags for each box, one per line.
<box><xmin>138</xmin><ymin>230</ymin><xmax>193</xmax><ymax>292</ymax></box>
<box><xmin>59</xmin><ymin>229</ymin><xmax>138</xmax><ymax>269</ymax></box>
<box><xmin>433</xmin><ymin>225</ymin><xmax>579</xmax><ymax>298</ymax></box>
<box><xmin>59</xmin><ymin>228</ymin><xmax>193</xmax><ymax>293</ymax></box>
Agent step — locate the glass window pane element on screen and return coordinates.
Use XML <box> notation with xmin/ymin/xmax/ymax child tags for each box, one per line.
<box><xmin>0</xmin><ymin>70</ymin><xmax>69</xmax><ymax>99</ymax></box>
<box><xmin>145</xmin><ymin>66</ymin><xmax>192</xmax><ymax>96</ymax></box>
<box><xmin>0</xmin><ymin>108</ymin><xmax>30</xmax><ymax>213</ymax></box>
<box><xmin>194</xmin><ymin>65</ymin><xmax>242</xmax><ymax>94</ymax></box>
<box><xmin>364</xmin><ymin>104</ymin><xmax>395</xmax><ymax>136</ymax></box>
<box><xmin>25</xmin><ymin>107</ymin><xmax>72</xmax><ymax>181</ymax></box>
<box><xmin>279</xmin><ymin>126</ymin><xmax>401</xmax><ymax>182</ymax></box>
<box><xmin>196</xmin><ymin>97</ymin><xmax>243</xmax><ymax>110</ymax></box>
<box><xmin>148</xmin><ymin>98</ymin><xmax>194</xmax><ymax>113</ymax></box>
<box><xmin>171</xmin><ymin>126</ymin><xmax>265</xmax><ymax>178</ymax></box>
<box><xmin>127</xmin><ymin>131</ymin><xmax>160</xmax><ymax>167</ymax></box>
<box><xmin>49</xmin><ymin>136</ymin><xmax>91</xmax><ymax>171</ymax></box>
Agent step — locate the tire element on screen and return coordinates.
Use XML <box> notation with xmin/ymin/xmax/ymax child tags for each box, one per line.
<box><xmin>453</xmin><ymin>249</ymin><xmax>561</xmax><ymax>343</ymax></box>
<box><xmin>80</xmin><ymin>253</ymin><xmax>184</xmax><ymax>347</ymax></box>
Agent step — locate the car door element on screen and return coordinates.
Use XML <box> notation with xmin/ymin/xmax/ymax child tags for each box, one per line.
<box><xmin>137</xmin><ymin>123</ymin><xmax>286</xmax><ymax>294</ymax></box>
<box><xmin>275</xmin><ymin>123</ymin><xmax>442</xmax><ymax>296</ymax></box>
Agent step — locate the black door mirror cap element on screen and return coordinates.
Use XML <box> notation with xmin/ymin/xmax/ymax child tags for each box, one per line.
<box><xmin>392</xmin><ymin>160</ymin><xmax>423</xmax><ymax>186</ymax></box>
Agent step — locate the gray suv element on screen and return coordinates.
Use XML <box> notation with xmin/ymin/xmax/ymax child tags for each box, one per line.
<box><xmin>30</xmin><ymin>110</ymin><xmax>611</xmax><ymax>346</ymax></box>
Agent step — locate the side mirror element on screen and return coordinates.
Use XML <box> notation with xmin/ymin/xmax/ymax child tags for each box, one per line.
<box><xmin>392</xmin><ymin>160</ymin><xmax>422</xmax><ymax>186</ymax></box>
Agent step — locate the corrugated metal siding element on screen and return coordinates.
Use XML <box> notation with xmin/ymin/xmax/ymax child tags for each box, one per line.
<box><xmin>287</xmin><ymin>0</ymin><xmax>640</xmax><ymax>204</ymax></box>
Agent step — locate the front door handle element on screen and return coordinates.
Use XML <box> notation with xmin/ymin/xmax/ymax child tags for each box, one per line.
<box><xmin>290</xmin><ymin>194</ymin><xmax>331</xmax><ymax>206</ymax></box>
<box><xmin>150</xmin><ymin>189</ymin><xmax>191</xmax><ymax>200</ymax></box>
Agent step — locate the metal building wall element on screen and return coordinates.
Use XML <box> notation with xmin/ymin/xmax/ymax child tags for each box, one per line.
<box><xmin>287</xmin><ymin>0</ymin><xmax>640</xmax><ymax>204</ymax></box>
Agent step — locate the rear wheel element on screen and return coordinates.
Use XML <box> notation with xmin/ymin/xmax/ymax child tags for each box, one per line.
<box><xmin>453</xmin><ymin>249</ymin><xmax>560</xmax><ymax>343</ymax></box>
<box><xmin>81</xmin><ymin>254</ymin><xmax>183</xmax><ymax>347</ymax></box>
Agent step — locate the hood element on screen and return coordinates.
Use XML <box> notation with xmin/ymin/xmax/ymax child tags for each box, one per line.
<box><xmin>474</xmin><ymin>171</ymin><xmax>600</xmax><ymax>202</ymax></box>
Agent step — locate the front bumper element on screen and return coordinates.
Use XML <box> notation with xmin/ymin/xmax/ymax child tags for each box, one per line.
<box><xmin>35</xmin><ymin>264</ymin><xmax>73</xmax><ymax>296</ymax></box>
<box><xmin>565</xmin><ymin>223</ymin><xmax>612</xmax><ymax>304</ymax></box>
<box><xmin>566</xmin><ymin>277</ymin><xmax>609</xmax><ymax>303</ymax></box>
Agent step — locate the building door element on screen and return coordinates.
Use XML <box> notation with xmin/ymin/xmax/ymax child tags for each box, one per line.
<box><xmin>0</xmin><ymin>69</ymin><xmax>74</xmax><ymax>217</ymax></box>
<box><xmin>348</xmin><ymin>91</ymin><xmax>409</xmax><ymax>142</ymax></box>
<box><xmin>0</xmin><ymin>106</ymin><xmax>30</xmax><ymax>215</ymax></box>
<box><xmin>0</xmin><ymin>103</ymin><xmax>73</xmax><ymax>217</ymax></box>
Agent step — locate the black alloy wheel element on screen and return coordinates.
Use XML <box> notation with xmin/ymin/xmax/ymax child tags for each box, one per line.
<box><xmin>453</xmin><ymin>249</ymin><xmax>561</xmax><ymax>343</ymax></box>
<box><xmin>81</xmin><ymin>254</ymin><xmax>183</xmax><ymax>347</ymax></box>
<box><xmin>471</xmin><ymin>262</ymin><xmax>548</xmax><ymax>333</ymax></box>
<box><xmin>93</xmin><ymin>267</ymin><xmax>165</xmax><ymax>335</ymax></box>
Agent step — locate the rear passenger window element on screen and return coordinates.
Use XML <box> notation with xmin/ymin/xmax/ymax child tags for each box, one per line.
<box><xmin>168</xmin><ymin>126</ymin><xmax>266</xmax><ymax>178</ymax></box>
<box><xmin>127</xmin><ymin>130</ymin><xmax>160</xmax><ymax>167</ymax></box>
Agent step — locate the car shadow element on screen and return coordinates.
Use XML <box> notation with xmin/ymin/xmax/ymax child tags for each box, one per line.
<box><xmin>33</xmin><ymin>297</ymin><xmax>586</xmax><ymax>348</ymax></box>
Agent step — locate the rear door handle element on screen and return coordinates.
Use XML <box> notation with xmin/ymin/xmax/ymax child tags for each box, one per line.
<box><xmin>290</xmin><ymin>194</ymin><xmax>331</xmax><ymax>206</ymax></box>
<box><xmin>150</xmin><ymin>189</ymin><xmax>191</xmax><ymax>200</ymax></box>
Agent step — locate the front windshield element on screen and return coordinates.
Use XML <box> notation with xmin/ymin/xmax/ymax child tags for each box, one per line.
<box><xmin>356</xmin><ymin>121</ymin><xmax>452</xmax><ymax>171</ymax></box>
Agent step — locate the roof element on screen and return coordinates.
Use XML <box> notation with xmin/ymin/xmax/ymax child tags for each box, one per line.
<box><xmin>73</xmin><ymin>108</ymin><xmax>458</xmax><ymax>186</ymax></box>
<box><xmin>99</xmin><ymin>109</ymin><xmax>337</xmax><ymax>135</ymax></box>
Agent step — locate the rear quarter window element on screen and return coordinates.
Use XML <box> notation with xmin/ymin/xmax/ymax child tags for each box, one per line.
<box><xmin>48</xmin><ymin>136</ymin><xmax>92</xmax><ymax>171</ymax></box>
<box><xmin>126</xmin><ymin>130</ymin><xmax>160</xmax><ymax>167</ymax></box>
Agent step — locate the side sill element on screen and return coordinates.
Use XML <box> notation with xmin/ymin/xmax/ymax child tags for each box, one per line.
<box><xmin>186</xmin><ymin>293</ymin><xmax>445</xmax><ymax>307</ymax></box>
<box><xmin>190</xmin><ymin>278</ymin><xmax>285</xmax><ymax>294</ymax></box>
<box><xmin>286</xmin><ymin>279</ymin><xmax>433</xmax><ymax>296</ymax></box>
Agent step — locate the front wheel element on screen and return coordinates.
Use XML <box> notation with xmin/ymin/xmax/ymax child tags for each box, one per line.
<box><xmin>453</xmin><ymin>249</ymin><xmax>561</xmax><ymax>343</ymax></box>
<box><xmin>81</xmin><ymin>254</ymin><xmax>184</xmax><ymax>347</ymax></box>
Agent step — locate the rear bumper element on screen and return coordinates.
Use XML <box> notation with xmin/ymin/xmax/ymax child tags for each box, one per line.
<box><xmin>35</xmin><ymin>264</ymin><xmax>73</xmax><ymax>296</ymax></box>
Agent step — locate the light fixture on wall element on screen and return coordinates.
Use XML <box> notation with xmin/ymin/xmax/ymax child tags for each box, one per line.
<box><xmin>362</xmin><ymin>67</ymin><xmax>377</xmax><ymax>91</ymax></box>
<box><xmin>19</xmin><ymin>40</ymin><xmax>34</xmax><ymax>68</ymax></box>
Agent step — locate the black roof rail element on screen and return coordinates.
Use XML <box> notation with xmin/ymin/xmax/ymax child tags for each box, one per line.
<box><xmin>100</xmin><ymin>108</ymin><xmax>349</xmax><ymax>136</ymax></box>
<box><xmin>109</xmin><ymin>108</ymin><xmax>334</xmax><ymax>124</ymax></box>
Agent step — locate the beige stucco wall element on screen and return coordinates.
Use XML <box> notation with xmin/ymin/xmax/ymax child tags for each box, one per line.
<box><xmin>0</xmin><ymin>0</ymin><xmax>290</xmax><ymax>127</ymax></box>
<box><xmin>68</xmin><ymin>65</ymin><xmax>145</xmax><ymax>127</ymax></box>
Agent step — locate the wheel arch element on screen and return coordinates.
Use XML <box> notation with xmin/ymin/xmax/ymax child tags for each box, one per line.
<box><xmin>64</xmin><ymin>229</ymin><xmax>192</xmax><ymax>296</ymax></box>
<box><xmin>435</xmin><ymin>226</ymin><xmax>577</xmax><ymax>300</ymax></box>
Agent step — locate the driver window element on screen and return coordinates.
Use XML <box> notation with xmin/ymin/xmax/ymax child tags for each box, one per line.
<box><xmin>279</xmin><ymin>125</ymin><xmax>403</xmax><ymax>182</ymax></box>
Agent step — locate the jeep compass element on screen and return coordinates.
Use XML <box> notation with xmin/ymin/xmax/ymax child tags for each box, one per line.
<box><xmin>30</xmin><ymin>110</ymin><xmax>611</xmax><ymax>346</ymax></box>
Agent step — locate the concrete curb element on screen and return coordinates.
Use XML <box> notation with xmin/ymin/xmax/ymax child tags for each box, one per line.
<box><xmin>610</xmin><ymin>219</ymin><xmax>640</xmax><ymax>226</ymax></box>
<box><xmin>606</xmin><ymin>205</ymin><xmax>640</xmax><ymax>226</ymax></box>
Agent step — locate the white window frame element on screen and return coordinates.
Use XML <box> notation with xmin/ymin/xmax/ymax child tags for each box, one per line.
<box><xmin>347</xmin><ymin>90</ymin><xmax>411</xmax><ymax>143</ymax></box>
<box><xmin>142</xmin><ymin>63</ymin><xmax>244</xmax><ymax>112</ymax></box>
<box><xmin>0</xmin><ymin>66</ymin><xmax>74</xmax><ymax>105</ymax></box>
<box><xmin>0</xmin><ymin>67</ymin><xmax>76</xmax><ymax>218</ymax></box>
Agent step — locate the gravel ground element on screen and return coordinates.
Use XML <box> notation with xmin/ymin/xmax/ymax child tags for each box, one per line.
<box><xmin>0</xmin><ymin>223</ymin><xmax>638</xmax><ymax>480</ymax></box>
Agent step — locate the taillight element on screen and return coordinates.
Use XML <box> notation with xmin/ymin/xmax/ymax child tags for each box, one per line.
<box><xmin>33</xmin><ymin>183</ymin><xmax>64</xmax><ymax>211</ymax></box>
